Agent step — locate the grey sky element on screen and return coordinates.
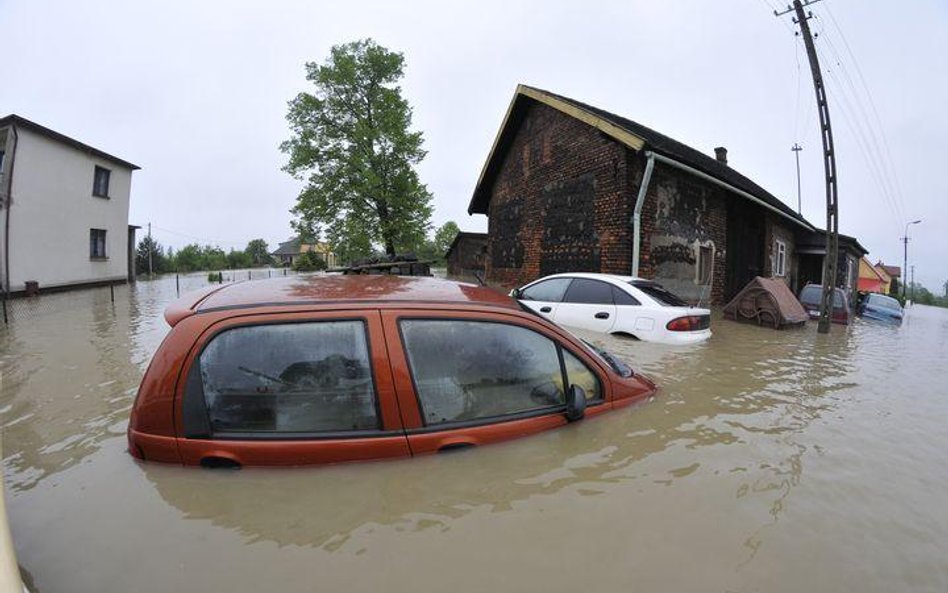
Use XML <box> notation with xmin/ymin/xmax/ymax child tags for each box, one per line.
<box><xmin>2</xmin><ymin>0</ymin><xmax>945</xmax><ymax>289</ymax></box>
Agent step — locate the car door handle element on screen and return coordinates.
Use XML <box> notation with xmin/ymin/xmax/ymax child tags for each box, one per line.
<box><xmin>595</xmin><ymin>312</ymin><xmax>610</xmax><ymax>319</ymax></box>
<box><xmin>540</xmin><ymin>306</ymin><xmax>552</xmax><ymax>313</ymax></box>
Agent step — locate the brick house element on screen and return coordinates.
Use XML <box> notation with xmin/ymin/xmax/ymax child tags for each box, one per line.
<box><xmin>445</xmin><ymin>231</ymin><xmax>487</xmax><ymax>281</ymax></box>
<box><xmin>468</xmin><ymin>85</ymin><xmax>821</xmax><ymax>305</ymax></box>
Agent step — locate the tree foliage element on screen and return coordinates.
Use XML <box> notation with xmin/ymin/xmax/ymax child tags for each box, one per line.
<box><xmin>245</xmin><ymin>239</ymin><xmax>272</xmax><ymax>265</ymax></box>
<box><xmin>292</xmin><ymin>250</ymin><xmax>328</xmax><ymax>272</ymax></box>
<box><xmin>433</xmin><ymin>221</ymin><xmax>460</xmax><ymax>257</ymax></box>
<box><xmin>281</xmin><ymin>39</ymin><xmax>433</xmax><ymax>260</ymax></box>
<box><xmin>135</xmin><ymin>235</ymin><xmax>171</xmax><ymax>275</ymax></box>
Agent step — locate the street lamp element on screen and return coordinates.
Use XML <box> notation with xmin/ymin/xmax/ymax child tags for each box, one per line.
<box><xmin>903</xmin><ymin>219</ymin><xmax>921</xmax><ymax>299</ymax></box>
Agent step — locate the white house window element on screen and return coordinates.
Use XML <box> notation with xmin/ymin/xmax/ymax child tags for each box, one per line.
<box><xmin>697</xmin><ymin>244</ymin><xmax>713</xmax><ymax>285</ymax></box>
<box><xmin>774</xmin><ymin>240</ymin><xmax>787</xmax><ymax>277</ymax></box>
<box><xmin>93</xmin><ymin>166</ymin><xmax>111</xmax><ymax>198</ymax></box>
<box><xmin>90</xmin><ymin>229</ymin><xmax>107</xmax><ymax>259</ymax></box>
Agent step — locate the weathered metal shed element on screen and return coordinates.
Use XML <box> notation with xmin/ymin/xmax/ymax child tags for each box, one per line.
<box><xmin>723</xmin><ymin>276</ymin><xmax>808</xmax><ymax>329</ymax></box>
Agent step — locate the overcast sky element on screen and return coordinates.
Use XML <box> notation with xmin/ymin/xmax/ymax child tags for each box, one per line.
<box><xmin>2</xmin><ymin>0</ymin><xmax>945</xmax><ymax>289</ymax></box>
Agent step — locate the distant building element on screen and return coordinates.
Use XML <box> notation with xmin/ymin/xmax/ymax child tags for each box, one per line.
<box><xmin>445</xmin><ymin>231</ymin><xmax>487</xmax><ymax>280</ymax></box>
<box><xmin>0</xmin><ymin>115</ymin><xmax>140</xmax><ymax>295</ymax></box>
<box><xmin>857</xmin><ymin>256</ymin><xmax>888</xmax><ymax>294</ymax></box>
<box><xmin>469</xmin><ymin>85</ymin><xmax>836</xmax><ymax>304</ymax></box>
<box><xmin>272</xmin><ymin>237</ymin><xmax>337</xmax><ymax>268</ymax></box>
<box><xmin>876</xmin><ymin>262</ymin><xmax>901</xmax><ymax>295</ymax></box>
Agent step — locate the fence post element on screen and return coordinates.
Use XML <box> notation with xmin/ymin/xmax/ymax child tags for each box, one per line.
<box><xmin>110</xmin><ymin>281</ymin><xmax>115</xmax><ymax>303</ymax></box>
<box><xmin>219</xmin><ymin>272</ymin><xmax>223</xmax><ymax>285</ymax></box>
<box><xmin>268</xmin><ymin>269</ymin><xmax>271</xmax><ymax>278</ymax></box>
<box><xmin>176</xmin><ymin>274</ymin><xmax>180</xmax><ymax>297</ymax></box>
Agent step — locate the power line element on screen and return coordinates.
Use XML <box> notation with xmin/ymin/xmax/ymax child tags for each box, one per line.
<box><xmin>149</xmin><ymin>224</ymin><xmax>246</xmax><ymax>248</ymax></box>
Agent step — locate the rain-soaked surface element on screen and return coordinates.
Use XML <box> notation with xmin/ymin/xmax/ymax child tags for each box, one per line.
<box><xmin>2</xmin><ymin>273</ymin><xmax>947</xmax><ymax>592</ymax></box>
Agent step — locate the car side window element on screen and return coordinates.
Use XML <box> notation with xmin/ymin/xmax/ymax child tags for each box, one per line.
<box><xmin>612</xmin><ymin>286</ymin><xmax>641</xmax><ymax>306</ymax></box>
<box><xmin>399</xmin><ymin>320</ymin><xmax>567</xmax><ymax>425</ymax></box>
<box><xmin>563</xmin><ymin>279</ymin><xmax>614</xmax><ymax>305</ymax></box>
<box><xmin>562</xmin><ymin>349</ymin><xmax>602</xmax><ymax>401</ymax></box>
<box><xmin>521</xmin><ymin>278</ymin><xmax>572</xmax><ymax>302</ymax></box>
<box><xmin>196</xmin><ymin>321</ymin><xmax>379</xmax><ymax>434</ymax></box>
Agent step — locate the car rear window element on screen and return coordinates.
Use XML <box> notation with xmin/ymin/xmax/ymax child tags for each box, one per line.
<box><xmin>867</xmin><ymin>294</ymin><xmax>900</xmax><ymax>310</ymax></box>
<box><xmin>800</xmin><ymin>286</ymin><xmax>844</xmax><ymax>308</ymax></box>
<box><xmin>630</xmin><ymin>281</ymin><xmax>687</xmax><ymax>307</ymax></box>
<box><xmin>399</xmin><ymin>320</ymin><xmax>599</xmax><ymax>426</ymax></box>
<box><xmin>196</xmin><ymin>321</ymin><xmax>379</xmax><ymax>434</ymax></box>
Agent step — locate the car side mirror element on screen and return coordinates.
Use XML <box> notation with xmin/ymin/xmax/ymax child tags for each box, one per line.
<box><xmin>566</xmin><ymin>384</ymin><xmax>586</xmax><ymax>422</ymax></box>
<box><xmin>509</xmin><ymin>288</ymin><xmax>521</xmax><ymax>299</ymax></box>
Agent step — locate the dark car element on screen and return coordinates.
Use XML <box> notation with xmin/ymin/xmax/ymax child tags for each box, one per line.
<box><xmin>798</xmin><ymin>284</ymin><xmax>852</xmax><ymax>325</ymax></box>
<box><xmin>128</xmin><ymin>275</ymin><xmax>657</xmax><ymax>468</ymax></box>
<box><xmin>857</xmin><ymin>293</ymin><xmax>904</xmax><ymax>325</ymax></box>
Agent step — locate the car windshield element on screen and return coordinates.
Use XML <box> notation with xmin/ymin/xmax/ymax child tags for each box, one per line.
<box><xmin>800</xmin><ymin>286</ymin><xmax>844</xmax><ymax>308</ymax></box>
<box><xmin>868</xmin><ymin>294</ymin><xmax>901</xmax><ymax>310</ymax></box>
<box><xmin>630</xmin><ymin>281</ymin><xmax>688</xmax><ymax>307</ymax></box>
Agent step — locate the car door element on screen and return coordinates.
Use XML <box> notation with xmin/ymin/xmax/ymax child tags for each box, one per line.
<box><xmin>610</xmin><ymin>285</ymin><xmax>651</xmax><ymax>338</ymax></box>
<box><xmin>173</xmin><ymin>309</ymin><xmax>411</xmax><ymax>467</ymax></box>
<box><xmin>553</xmin><ymin>278</ymin><xmax>617</xmax><ymax>333</ymax></box>
<box><xmin>517</xmin><ymin>277</ymin><xmax>573</xmax><ymax>320</ymax></box>
<box><xmin>379</xmin><ymin>309</ymin><xmax>610</xmax><ymax>455</ymax></box>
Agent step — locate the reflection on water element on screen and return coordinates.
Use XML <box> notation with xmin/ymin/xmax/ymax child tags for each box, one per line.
<box><xmin>2</xmin><ymin>275</ymin><xmax>948</xmax><ymax>592</ymax></box>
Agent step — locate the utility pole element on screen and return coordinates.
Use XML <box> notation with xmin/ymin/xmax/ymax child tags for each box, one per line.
<box><xmin>943</xmin><ymin>279</ymin><xmax>947</xmax><ymax>298</ymax></box>
<box><xmin>902</xmin><ymin>219</ymin><xmax>921</xmax><ymax>299</ymax></box>
<box><xmin>777</xmin><ymin>0</ymin><xmax>838</xmax><ymax>334</ymax></box>
<box><xmin>910</xmin><ymin>265</ymin><xmax>915</xmax><ymax>302</ymax></box>
<box><xmin>147</xmin><ymin>222</ymin><xmax>153</xmax><ymax>276</ymax></box>
<box><xmin>792</xmin><ymin>143</ymin><xmax>803</xmax><ymax>214</ymax></box>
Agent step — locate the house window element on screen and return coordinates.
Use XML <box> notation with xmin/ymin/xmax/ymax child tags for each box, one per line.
<box><xmin>93</xmin><ymin>166</ymin><xmax>111</xmax><ymax>198</ymax></box>
<box><xmin>697</xmin><ymin>244</ymin><xmax>713</xmax><ymax>285</ymax></box>
<box><xmin>774</xmin><ymin>240</ymin><xmax>787</xmax><ymax>277</ymax></box>
<box><xmin>90</xmin><ymin>229</ymin><xmax>107</xmax><ymax>259</ymax></box>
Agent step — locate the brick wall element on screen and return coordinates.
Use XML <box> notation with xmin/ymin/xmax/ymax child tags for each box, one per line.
<box><xmin>637</xmin><ymin>160</ymin><xmax>728</xmax><ymax>304</ymax></box>
<box><xmin>485</xmin><ymin>102</ymin><xmax>632</xmax><ymax>288</ymax></box>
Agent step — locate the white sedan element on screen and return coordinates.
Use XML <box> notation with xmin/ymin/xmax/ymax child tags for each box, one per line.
<box><xmin>513</xmin><ymin>273</ymin><xmax>711</xmax><ymax>345</ymax></box>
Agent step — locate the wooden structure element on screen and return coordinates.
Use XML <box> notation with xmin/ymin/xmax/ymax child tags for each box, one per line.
<box><xmin>330</xmin><ymin>259</ymin><xmax>433</xmax><ymax>276</ymax></box>
<box><xmin>723</xmin><ymin>276</ymin><xmax>808</xmax><ymax>329</ymax></box>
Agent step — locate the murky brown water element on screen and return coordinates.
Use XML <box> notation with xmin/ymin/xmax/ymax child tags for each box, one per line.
<box><xmin>3</xmin><ymin>274</ymin><xmax>947</xmax><ymax>592</ymax></box>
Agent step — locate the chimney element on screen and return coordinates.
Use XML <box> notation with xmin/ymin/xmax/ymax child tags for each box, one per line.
<box><xmin>714</xmin><ymin>146</ymin><xmax>728</xmax><ymax>166</ymax></box>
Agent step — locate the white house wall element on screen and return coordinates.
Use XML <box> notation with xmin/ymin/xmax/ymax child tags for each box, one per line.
<box><xmin>6</xmin><ymin>127</ymin><xmax>133</xmax><ymax>292</ymax></box>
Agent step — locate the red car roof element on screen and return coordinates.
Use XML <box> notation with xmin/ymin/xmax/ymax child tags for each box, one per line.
<box><xmin>164</xmin><ymin>275</ymin><xmax>516</xmax><ymax>326</ymax></box>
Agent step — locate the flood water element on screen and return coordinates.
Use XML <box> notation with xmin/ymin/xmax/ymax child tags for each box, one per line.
<box><xmin>2</xmin><ymin>274</ymin><xmax>947</xmax><ymax>592</ymax></box>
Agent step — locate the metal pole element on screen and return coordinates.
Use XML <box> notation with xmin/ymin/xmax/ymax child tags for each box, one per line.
<box><xmin>910</xmin><ymin>265</ymin><xmax>915</xmax><ymax>302</ymax></box>
<box><xmin>903</xmin><ymin>219</ymin><xmax>921</xmax><ymax>299</ymax></box>
<box><xmin>792</xmin><ymin>143</ymin><xmax>803</xmax><ymax>214</ymax></box>
<box><xmin>110</xmin><ymin>281</ymin><xmax>114</xmax><ymax>303</ymax></box>
<box><xmin>780</xmin><ymin>0</ymin><xmax>839</xmax><ymax>334</ymax></box>
<box><xmin>176</xmin><ymin>273</ymin><xmax>180</xmax><ymax>297</ymax></box>
<box><xmin>147</xmin><ymin>222</ymin><xmax>153</xmax><ymax>277</ymax></box>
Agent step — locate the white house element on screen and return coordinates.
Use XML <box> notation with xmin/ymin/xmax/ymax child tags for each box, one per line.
<box><xmin>0</xmin><ymin>115</ymin><xmax>140</xmax><ymax>295</ymax></box>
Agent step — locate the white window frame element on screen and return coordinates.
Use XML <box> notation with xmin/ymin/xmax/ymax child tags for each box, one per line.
<box><xmin>774</xmin><ymin>240</ymin><xmax>787</xmax><ymax>277</ymax></box>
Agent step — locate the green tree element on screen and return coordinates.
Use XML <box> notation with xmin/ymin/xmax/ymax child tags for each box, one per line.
<box><xmin>244</xmin><ymin>239</ymin><xmax>271</xmax><ymax>266</ymax></box>
<box><xmin>433</xmin><ymin>221</ymin><xmax>460</xmax><ymax>258</ymax></box>
<box><xmin>227</xmin><ymin>248</ymin><xmax>253</xmax><ymax>269</ymax></box>
<box><xmin>293</xmin><ymin>251</ymin><xmax>328</xmax><ymax>272</ymax></box>
<box><xmin>173</xmin><ymin>244</ymin><xmax>203</xmax><ymax>272</ymax></box>
<box><xmin>135</xmin><ymin>235</ymin><xmax>167</xmax><ymax>275</ymax></box>
<box><xmin>281</xmin><ymin>38</ymin><xmax>433</xmax><ymax>259</ymax></box>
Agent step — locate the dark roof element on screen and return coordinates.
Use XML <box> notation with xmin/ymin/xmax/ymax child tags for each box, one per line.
<box><xmin>796</xmin><ymin>231</ymin><xmax>869</xmax><ymax>256</ymax></box>
<box><xmin>271</xmin><ymin>237</ymin><xmax>302</xmax><ymax>256</ymax></box>
<box><xmin>0</xmin><ymin>114</ymin><xmax>140</xmax><ymax>170</ymax></box>
<box><xmin>445</xmin><ymin>231</ymin><xmax>488</xmax><ymax>258</ymax></box>
<box><xmin>469</xmin><ymin>85</ymin><xmax>812</xmax><ymax>230</ymax></box>
<box><xmin>877</xmin><ymin>263</ymin><xmax>901</xmax><ymax>278</ymax></box>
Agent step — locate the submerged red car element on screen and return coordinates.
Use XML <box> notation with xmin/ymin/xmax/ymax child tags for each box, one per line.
<box><xmin>128</xmin><ymin>275</ymin><xmax>657</xmax><ymax>468</ymax></box>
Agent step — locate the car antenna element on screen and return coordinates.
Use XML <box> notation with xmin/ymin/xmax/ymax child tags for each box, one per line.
<box><xmin>695</xmin><ymin>283</ymin><xmax>710</xmax><ymax>309</ymax></box>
